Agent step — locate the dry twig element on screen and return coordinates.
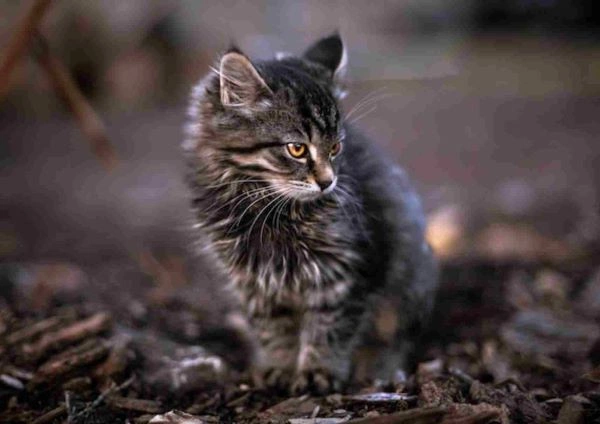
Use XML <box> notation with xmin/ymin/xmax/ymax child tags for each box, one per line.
<box><xmin>6</xmin><ymin>316</ymin><xmax>62</xmax><ymax>345</ymax></box>
<box><xmin>23</xmin><ymin>312</ymin><xmax>111</xmax><ymax>360</ymax></box>
<box><xmin>106</xmin><ymin>396</ymin><xmax>163</xmax><ymax>414</ymax></box>
<box><xmin>36</xmin><ymin>341</ymin><xmax>109</xmax><ymax>380</ymax></box>
<box><xmin>32</xmin><ymin>33</ymin><xmax>118</xmax><ymax>170</ymax></box>
<box><xmin>31</xmin><ymin>404</ymin><xmax>67</xmax><ymax>424</ymax></box>
<box><xmin>0</xmin><ymin>0</ymin><xmax>54</xmax><ymax>100</ymax></box>
<box><xmin>70</xmin><ymin>376</ymin><xmax>135</xmax><ymax>421</ymax></box>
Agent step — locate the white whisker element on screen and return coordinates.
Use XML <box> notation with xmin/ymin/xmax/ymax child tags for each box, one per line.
<box><xmin>347</xmin><ymin>104</ymin><xmax>377</xmax><ymax>125</ymax></box>
<box><xmin>258</xmin><ymin>189</ymin><xmax>293</xmax><ymax>245</ymax></box>
<box><xmin>230</xmin><ymin>189</ymin><xmax>280</xmax><ymax>233</ymax></box>
<box><xmin>343</xmin><ymin>87</ymin><xmax>389</xmax><ymax>121</ymax></box>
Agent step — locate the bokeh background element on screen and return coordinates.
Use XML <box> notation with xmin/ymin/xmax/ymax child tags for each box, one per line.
<box><xmin>1</xmin><ymin>0</ymin><xmax>600</xmax><ymax>373</ymax></box>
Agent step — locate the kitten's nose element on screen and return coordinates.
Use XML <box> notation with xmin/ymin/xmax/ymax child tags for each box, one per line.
<box><xmin>317</xmin><ymin>178</ymin><xmax>334</xmax><ymax>192</ymax></box>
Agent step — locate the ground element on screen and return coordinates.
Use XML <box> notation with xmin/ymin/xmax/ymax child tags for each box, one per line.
<box><xmin>1</xmin><ymin>245</ymin><xmax>599</xmax><ymax>423</ymax></box>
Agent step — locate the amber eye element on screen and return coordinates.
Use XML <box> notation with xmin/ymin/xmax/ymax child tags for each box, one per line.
<box><xmin>330</xmin><ymin>142</ymin><xmax>342</xmax><ymax>157</ymax></box>
<box><xmin>286</xmin><ymin>143</ymin><xmax>307</xmax><ymax>159</ymax></box>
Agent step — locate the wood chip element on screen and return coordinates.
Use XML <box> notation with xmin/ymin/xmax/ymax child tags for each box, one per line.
<box><xmin>5</xmin><ymin>316</ymin><xmax>62</xmax><ymax>345</ymax></box>
<box><xmin>23</xmin><ymin>312</ymin><xmax>111</xmax><ymax>359</ymax></box>
<box><xmin>106</xmin><ymin>396</ymin><xmax>163</xmax><ymax>414</ymax></box>
<box><xmin>260</xmin><ymin>395</ymin><xmax>319</xmax><ymax>420</ymax></box>
<box><xmin>347</xmin><ymin>406</ymin><xmax>447</xmax><ymax>424</ymax></box>
<box><xmin>36</xmin><ymin>341</ymin><xmax>109</xmax><ymax>381</ymax></box>
<box><xmin>62</xmin><ymin>376</ymin><xmax>92</xmax><ymax>392</ymax></box>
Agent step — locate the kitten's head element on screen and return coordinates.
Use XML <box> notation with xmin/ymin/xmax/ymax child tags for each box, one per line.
<box><xmin>187</xmin><ymin>34</ymin><xmax>347</xmax><ymax>201</ymax></box>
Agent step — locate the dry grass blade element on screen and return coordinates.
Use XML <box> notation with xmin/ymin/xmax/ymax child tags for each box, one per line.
<box><xmin>32</xmin><ymin>33</ymin><xmax>118</xmax><ymax>170</ymax></box>
<box><xmin>0</xmin><ymin>0</ymin><xmax>54</xmax><ymax>100</ymax></box>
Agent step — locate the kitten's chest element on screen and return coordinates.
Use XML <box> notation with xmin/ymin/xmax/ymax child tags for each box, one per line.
<box><xmin>208</xmin><ymin>212</ymin><xmax>361</xmax><ymax>308</ymax></box>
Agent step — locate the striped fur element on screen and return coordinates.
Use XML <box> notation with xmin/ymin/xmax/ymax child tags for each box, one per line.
<box><xmin>184</xmin><ymin>35</ymin><xmax>437</xmax><ymax>393</ymax></box>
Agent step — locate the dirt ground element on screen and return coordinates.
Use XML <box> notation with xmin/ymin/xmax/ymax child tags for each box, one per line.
<box><xmin>1</xmin><ymin>237</ymin><xmax>599</xmax><ymax>423</ymax></box>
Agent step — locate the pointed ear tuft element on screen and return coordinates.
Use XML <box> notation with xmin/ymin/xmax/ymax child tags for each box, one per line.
<box><xmin>303</xmin><ymin>33</ymin><xmax>347</xmax><ymax>78</ymax></box>
<box><xmin>219</xmin><ymin>52</ymin><xmax>271</xmax><ymax>108</ymax></box>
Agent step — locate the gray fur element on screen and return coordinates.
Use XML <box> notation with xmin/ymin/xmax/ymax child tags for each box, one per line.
<box><xmin>184</xmin><ymin>34</ymin><xmax>437</xmax><ymax>393</ymax></box>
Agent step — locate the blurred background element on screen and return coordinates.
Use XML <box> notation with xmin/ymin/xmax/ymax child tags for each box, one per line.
<box><xmin>1</xmin><ymin>0</ymin><xmax>600</xmax><ymax>378</ymax></box>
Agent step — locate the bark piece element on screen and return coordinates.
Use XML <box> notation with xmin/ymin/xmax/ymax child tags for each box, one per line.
<box><xmin>260</xmin><ymin>395</ymin><xmax>319</xmax><ymax>421</ymax></box>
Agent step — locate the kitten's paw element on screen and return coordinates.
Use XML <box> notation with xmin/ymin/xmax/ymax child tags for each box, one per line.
<box><xmin>254</xmin><ymin>367</ymin><xmax>293</xmax><ymax>391</ymax></box>
<box><xmin>290</xmin><ymin>369</ymin><xmax>341</xmax><ymax>395</ymax></box>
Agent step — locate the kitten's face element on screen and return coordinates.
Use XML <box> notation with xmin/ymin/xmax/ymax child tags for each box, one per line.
<box><xmin>220</xmin><ymin>70</ymin><xmax>345</xmax><ymax>201</ymax></box>
<box><xmin>191</xmin><ymin>35</ymin><xmax>347</xmax><ymax>202</ymax></box>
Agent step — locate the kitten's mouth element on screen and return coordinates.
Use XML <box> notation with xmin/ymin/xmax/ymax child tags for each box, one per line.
<box><xmin>271</xmin><ymin>179</ymin><xmax>336</xmax><ymax>202</ymax></box>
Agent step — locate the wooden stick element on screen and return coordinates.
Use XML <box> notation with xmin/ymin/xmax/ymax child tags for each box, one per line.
<box><xmin>6</xmin><ymin>316</ymin><xmax>62</xmax><ymax>345</ymax></box>
<box><xmin>71</xmin><ymin>376</ymin><xmax>135</xmax><ymax>420</ymax></box>
<box><xmin>32</xmin><ymin>33</ymin><xmax>118</xmax><ymax>170</ymax></box>
<box><xmin>36</xmin><ymin>342</ymin><xmax>109</xmax><ymax>380</ymax></box>
<box><xmin>441</xmin><ymin>411</ymin><xmax>501</xmax><ymax>424</ymax></box>
<box><xmin>31</xmin><ymin>404</ymin><xmax>66</xmax><ymax>424</ymax></box>
<box><xmin>106</xmin><ymin>396</ymin><xmax>163</xmax><ymax>414</ymax></box>
<box><xmin>348</xmin><ymin>407</ymin><xmax>447</xmax><ymax>424</ymax></box>
<box><xmin>0</xmin><ymin>0</ymin><xmax>54</xmax><ymax>100</ymax></box>
<box><xmin>23</xmin><ymin>312</ymin><xmax>111</xmax><ymax>360</ymax></box>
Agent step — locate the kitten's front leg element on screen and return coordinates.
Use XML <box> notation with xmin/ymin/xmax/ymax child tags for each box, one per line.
<box><xmin>292</xmin><ymin>301</ymin><xmax>365</xmax><ymax>394</ymax></box>
<box><xmin>250</xmin><ymin>311</ymin><xmax>300</xmax><ymax>389</ymax></box>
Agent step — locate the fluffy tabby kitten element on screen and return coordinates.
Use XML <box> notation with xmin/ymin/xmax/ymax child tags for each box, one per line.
<box><xmin>184</xmin><ymin>34</ymin><xmax>437</xmax><ymax>394</ymax></box>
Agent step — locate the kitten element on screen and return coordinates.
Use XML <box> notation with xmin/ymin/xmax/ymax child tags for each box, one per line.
<box><xmin>184</xmin><ymin>34</ymin><xmax>437</xmax><ymax>394</ymax></box>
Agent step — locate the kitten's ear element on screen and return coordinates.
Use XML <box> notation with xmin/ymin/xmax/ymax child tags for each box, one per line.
<box><xmin>303</xmin><ymin>33</ymin><xmax>347</xmax><ymax>79</ymax></box>
<box><xmin>218</xmin><ymin>50</ymin><xmax>272</xmax><ymax>108</ymax></box>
